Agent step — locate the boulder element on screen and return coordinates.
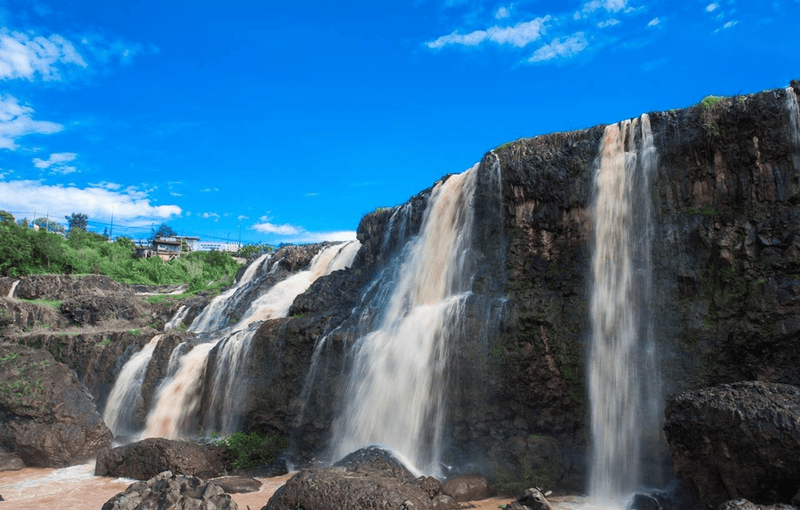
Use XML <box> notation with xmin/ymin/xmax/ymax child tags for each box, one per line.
<box><xmin>208</xmin><ymin>476</ymin><xmax>262</xmax><ymax>493</ymax></box>
<box><xmin>60</xmin><ymin>294</ymin><xmax>147</xmax><ymax>325</ymax></box>
<box><xmin>0</xmin><ymin>451</ymin><xmax>24</xmax><ymax>471</ymax></box>
<box><xmin>664</xmin><ymin>381</ymin><xmax>800</xmax><ymax>508</ymax></box>
<box><xmin>504</xmin><ymin>487</ymin><xmax>553</xmax><ymax>510</ymax></box>
<box><xmin>263</xmin><ymin>446</ymin><xmax>459</xmax><ymax>510</ymax></box>
<box><xmin>102</xmin><ymin>470</ymin><xmax>238</xmax><ymax>510</ymax></box>
<box><xmin>718</xmin><ymin>499</ymin><xmax>795</xmax><ymax>510</ymax></box>
<box><xmin>95</xmin><ymin>438</ymin><xmax>230</xmax><ymax>480</ymax></box>
<box><xmin>441</xmin><ymin>473</ymin><xmax>492</xmax><ymax>502</ymax></box>
<box><xmin>0</xmin><ymin>343</ymin><xmax>112</xmax><ymax>467</ymax></box>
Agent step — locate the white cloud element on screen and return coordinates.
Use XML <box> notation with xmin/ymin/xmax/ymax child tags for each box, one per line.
<box><xmin>706</xmin><ymin>3</ymin><xmax>719</xmax><ymax>12</ymax></box>
<box><xmin>426</xmin><ymin>16</ymin><xmax>551</xmax><ymax>49</ymax></box>
<box><xmin>528</xmin><ymin>33</ymin><xmax>589</xmax><ymax>63</ymax></box>
<box><xmin>200</xmin><ymin>212</ymin><xmax>220</xmax><ymax>221</ymax></box>
<box><xmin>597</xmin><ymin>19</ymin><xmax>620</xmax><ymax>28</ymax></box>
<box><xmin>252</xmin><ymin>222</ymin><xmax>302</xmax><ymax>235</ymax></box>
<box><xmin>715</xmin><ymin>20</ymin><xmax>738</xmax><ymax>32</ymax></box>
<box><xmin>237</xmin><ymin>215</ymin><xmax>248</xmax><ymax>221</ymax></box>
<box><xmin>648</xmin><ymin>17</ymin><xmax>661</xmax><ymax>27</ymax></box>
<box><xmin>0</xmin><ymin>28</ymin><xmax>87</xmax><ymax>81</ymax></box>
<box><xmin>578</xmin><ymin>0</ymin><xmax>628</xmax><ymax>17</ymax></box>
<box><xmin>0</xmin><ymin>95</ymin><xmax>62</xmax><ymax>150</ymax></box>
<box><xmin>0</xmin><ymin>179</ymin><xmax>181</xmax><ymax>225</ymax></box>
<box><xmin>251</xmin><ymin>220</ymin><xmax>357</xmax><ymax>243</ymax></box>
<box><xmin>32</xmin><ymin>151</ymin><xmax>76</xmax><ymax>169</ymax></box>
<box><xmin>495</xmin><ymin>6</ymin><xmax>510</xmax><ymax>19</ymax></box>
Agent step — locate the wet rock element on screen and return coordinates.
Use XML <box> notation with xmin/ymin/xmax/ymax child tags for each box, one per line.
<box><xmin>441</xmin><ymin>473</ymin><xmax>492</xmax><ymax>502</ymax></box>
<box><xmin>664</xmin><ymin>381</ymin><xmax>800</xmax><ymax>508</ymax></box>
<box><xmin>263</xmin><ymin>446</ymin><xmax>458</xmax><ymax>510</ymax></box>
<box><xmin>208</xmin><ymin>476</ymin><xmax>262</xmax><ymax>493</ymax></box>
<box><xmin>102</xmin><ymin>470</ymin><xmax>238</xmax><ymax>510</ymax></box>
<box><xmin>0</xmin><ymin>451</ymin><xmax>24</xmax><ymax>471</ymax></box>
<box><xmin>14</xmin><ymin>274</ymin><xmax>130</xmax><ymax>301</ymax></box>
<box><xmin>0</xmin><ymin>343</ymin><xmax>112</xmax><ymax>467</ymax></box>
<box><xmin>249</xmin><ymin>457</ymin><xmax>288</xmax><ymax>478</ymax></box>
<box><xmin>718</xmin><ymin>498</ymin><xmax>795</xmax><ymax>510</ymax></box>
<box><xmin>95</xmin><ymin>438</ymin><xmax>230</xmax><ymax>480</ymax></box>
<box><xmin>504</xmin><ymin>487</ymin><xmax>553</xmax><ymax>510</ymax></box>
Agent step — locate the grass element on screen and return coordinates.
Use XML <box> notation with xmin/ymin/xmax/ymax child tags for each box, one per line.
<box><xmin>701</xmin><ymin>95</ymin><xmax>724</xmax><ymax>109</ymax></box>
<box><xmin>20</xmin><ymin>299</ymin><xmax>62</xmax><ymax>311</ymax></box>
<box><xmin>129</xmin><ymin>328</ymin><xmax>141</xmax><ymax>337</ymax></box>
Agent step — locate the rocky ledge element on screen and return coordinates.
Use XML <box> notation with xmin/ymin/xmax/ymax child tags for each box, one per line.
<box><xmin>664</xmin><ymin>381</ymin><xmax>800</xmax><ymax>508</ymax></box>
<box><xmin>95</xmin><ymin>437</ymin><xmax>230</xmax><ymax>480</ymax></box>
<box><xmin>0</xmin><ymin>343</ymin><xmax>112</xmax><ymax>467</ymax></box>
<box><xmin>102</xmin><ymin>470</ymin><xmax>238</xmax><ymax>510</ymax></box>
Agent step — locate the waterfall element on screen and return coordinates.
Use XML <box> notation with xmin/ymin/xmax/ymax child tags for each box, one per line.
<box><xmin>787</xmin><ymin>87</ymin><xmax>800</xmax><ymax>177</ymax></box>
<box><xmin>103</xmin><ymin>335</ymin><xmax>163</xmax><ymax>437</ymax></box>
<box><xmin>589</xmin><ymin>115</ymin><xmax>658</xmax><ymax>505</ymax></box>
<box><xmin>329</xmin><ymin>165</ymin><xmax>478</xmax><ymax>475</ymax></box>
<box><xmin>164</xmin><ymin>305</ymin><xmax>188</xmax><ymax>331</ymax></box>
<box><xmin>6</xmin><ymin>280</ymin><xmax>19</xmax><ymax>299</ymax></box>
<box><xmin>142</xmin><ymin>241</ymin><xmax>360</xmax><ymax>438</ymax></box>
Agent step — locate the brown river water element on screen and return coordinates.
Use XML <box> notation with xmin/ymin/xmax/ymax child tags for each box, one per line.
<box><xmin>0</xmin><ymin>463</ymin><xmax>530</xmax><ymax>510</ymax></box>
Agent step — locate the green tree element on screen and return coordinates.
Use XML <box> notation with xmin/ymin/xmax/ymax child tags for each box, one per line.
<box><xmin>0</xmin><ymin>210</ymin><xmax>15</xmax><ymax>226</ymax></box>
<box><xmin>33</xmin><ymin>217</ymin><xmax>65</xmax><ymax>233</ymax></box>
<box><xmin>150</xmin><ymin>223</ymin><xmax>177</xmax><ymax>241</ymax></box>
<box><xmin>65</xmin><ymin>212</ymin><xmax>88</xmax><ymax>232</ymax></box>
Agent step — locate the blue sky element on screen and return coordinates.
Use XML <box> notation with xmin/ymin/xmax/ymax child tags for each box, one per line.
<box><xmin>0</xmin><ymin>0</ymin><xmax>798</xmax><ymax>245</ymax></box>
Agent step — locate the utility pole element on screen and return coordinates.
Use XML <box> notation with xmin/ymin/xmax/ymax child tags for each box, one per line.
<box><xmin>110</xmin><ymin>208</ymin><xmax>114</xmax><ymax>239</ymax></box>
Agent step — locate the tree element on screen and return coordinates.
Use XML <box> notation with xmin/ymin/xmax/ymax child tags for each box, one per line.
<box><xmin>33</xmin><ymin>217</ymin><xmax>65</xmax><ymax>233</ymax></box>
<box><xmin>0</xmin><ymin>210</ymin><xmax>14</xmax><ymax>226</ymax></box>
<box><xmin>65</xmin><ymin>212</ymin><xmax>88</xmax><ymax>232</ymax></box>
<box><xmin>150</xmin><ymin>223</ymin><xmax>177</xmax><ymax>241</ymax></box>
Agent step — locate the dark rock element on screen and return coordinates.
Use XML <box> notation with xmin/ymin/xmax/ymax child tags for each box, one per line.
<box><xmin>263</xmin><ymin>447</ymin><xmax>458</xmax><ymax>510</ymax></box>
<box><xmin>718</xmin><ymin>499</ymin><xmax>796</xmax><ymax>510</ymax></box>
<box><xmin>249</xmin><ymin>457</ymin><xmax>288</xmax><ymax>478</ymax></box>
<box><xmin>441</xmin><ymin>474</ymin><xmax>492</xmax><ymax>502</ymax></box>
<box><xmin>664</xmin><ymin>381</ymin><xmax>800</xmax><ymax>508</ymax></box>
<box><xmin>102</xmin><ymin>470</ymin><xmax>238</xmax><ymax>510</ymax></box>
<box><xmin>0</xmin><ymin>343</ymin><xmax>112</xmax><ymax>467</ymax></box>
<box><xmin>792</xmin><ymin>488</ymin><xmax>800</xmax><ymax>507</ymax></box>
<box><xmin>517</xmin><ymin>488</ymin><xmax>553</xmax><ymax>510</ymax></box>
<box><xmin>629</xmin><ymin>493</ymin><xmax>661</xmax><ymax>510</ymax></box>
<box><xmin>14</xmin><ymin>274</ymin><xmax>130</xmax><ymax>301</ymax></box>
<box><xmin>0</xmin><ymin>298</ymin><xmax>66</xmax><ymax>331</ymax></box>
<box><xmin>61</xmin><ymin>294</ymin><xmax>147</xmax><ymax>325</ymax></box>
<box><xmin>208</xmin><ymin>476</ymin><xmax>262</xmax><ymax>493</ymax></box>
<box><xmin>95</xmin><ymin>438</ymin><xmax>230</xmax><ymax>480</ymax></box>
<box><xmin>0</xmin><ymin>451</ymin><xmax>24</xmax><ymax>471</ymax></box>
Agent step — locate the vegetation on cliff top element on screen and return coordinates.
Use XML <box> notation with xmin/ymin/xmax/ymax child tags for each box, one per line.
<box><xmin>0</xmin><ymin>210</ymin><xmax>242</xmax><ymax>287</ymax></box>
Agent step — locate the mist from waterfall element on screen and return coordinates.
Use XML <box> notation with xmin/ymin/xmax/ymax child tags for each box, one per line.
<box><xmin>329</xmin><ymin>165</ymin><xmax>478</xmax><ymax>475</ymax></box>
<box><xmin>589</xmin><ymin>115</ymin><xmax>659</xmax><ymax>505</ymax></box>
<box><xmin>142</xmin><ymin>241</ymin><xmax>360</xmax><ymax>438</ymax></box>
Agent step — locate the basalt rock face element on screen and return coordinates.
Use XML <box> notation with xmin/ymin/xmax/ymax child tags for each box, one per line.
<box><xmin>664</xmin><ymin>381</ymin><xmax>800</xmax><ymax>509</ymax></box>
<box><xmin>95</xmin><ymin>438</ymin><xmax>230</xmax><ymax>480</ymax></box>
<box><xmin>222</xmin><ymin>83</ymin><xmax>800</xmax><ymax>494</ymax></box>
<box><xmin>102</xmin><ymin>470</ymin><xmax>238</xmax><ymax>510</ymax></box>
<box><xmin>264</xmin><ymin>447</ymin><xmax>458</xmax><ymax>510</ymax></box>
<box><xmin>0</xmin><ymin>343</ymin><xmax>112</xmax><ymax>467</ymax></box>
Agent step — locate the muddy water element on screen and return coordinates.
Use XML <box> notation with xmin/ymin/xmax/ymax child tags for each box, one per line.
<box><xmin>0</xmin><ymin>464</ymin><xmax>524</xmax><ymax>509</ymax></box>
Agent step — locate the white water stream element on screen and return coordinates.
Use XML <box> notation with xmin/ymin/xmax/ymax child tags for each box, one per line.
<box><xmin>588</xmin><ymin>115</ymin><xmax>658</xmax><ymax>506</ymax></box>
<box><xmin>787</xmin><ymin>86</ymin><xmax>800</xmax><ymax>177</ymax></box>
<box><xmin>6</xmin><ymin>280</ymin><xmax>19</xmax><ymax>299</ymax></box>
<box><xmin>330</xmin><ymin>165</ymin><xmax>478</xmax><ymax>475</ymax></box>
<box><xmin>142</xmin><ymin>241</ymin><xmax>359</xmax><ymax>438</ymax></box>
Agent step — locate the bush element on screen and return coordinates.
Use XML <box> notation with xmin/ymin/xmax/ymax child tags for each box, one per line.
<box><xmin>203</xmin><ymin>431</ymin><xmax>287</xmax><ymax>470</ymax></box>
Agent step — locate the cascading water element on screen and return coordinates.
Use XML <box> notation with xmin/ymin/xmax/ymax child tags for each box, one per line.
<box><xmin>329</xmin><ymin>165</ymin><xmax>478</xmax><ymax>475</ymax></box>
<box><xmin>141</xmin><ymin>241</ymin><xmax>360</xmax><ymax>438</ymax></box>
<box><xmin>164</xmin><ymin>305</ymin><xmax>188</xmax><ymax>331</ymax></box>
<box><xmin>6</xmin><ymin>280</ymin><xmax>19</xmax><ymax>299</ymax></box>
<box><xmin>588</xmin><ymin>115</ymin><xmax>659</xmax><ymax>505</ymax></box>
<box><xmin>103</xmin><ymin>335</ymin><xmax>163</xmax><ymax>437</ymax></box>
<box><xmin>788</xmin><ymin>87</ymin><xmax>800</xmax><ymax>175</ymax></box>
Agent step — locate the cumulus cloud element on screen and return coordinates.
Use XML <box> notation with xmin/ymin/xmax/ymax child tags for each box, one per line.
<box><xmin>200</xmin><ymin>212</ymin><xmax>220</xmax><ymax>221</ymax></box>
<box><xmin>426</xmin><ymin>16</ymin><xmax>551</xmax><ymax>49</ymax></box>
<box><xmin>250</xmin><ymin>221</ymin><xmax>356</xmax><ymax>243</ymax></box>
<box><xmin>252</xmin><ymin>222</ymin><xmax>302</xmax><ymax>235</ymax></box>
<box><xmin>237</xmin><ymin>215</ymin><xmax>248</xmax><ymax>221</ymax></box>
<box><xmin>0</xmin><ymin>28</ymin><xmax>87</xmax><ymax>81</ymax></box>
<box><xmin>597</xmin><ymin>19</ymin><xmax>620</xmax><ymax>28</ymax></box>
<box><xmin>706</xmin><ymin>3</ymin><xmax>719</xmax><ymax>12</ymax></box>
<box><xmin>32</xmin><ymin>152</ymin><xmax>77</xmax><ymax>174</ymax></box>
<box><xmin>495</xmin><ymin>6</ymin><xmax>510</xmax><ymax>19</ymax></box>
<box><xmin>528</xmin><ymin>33</ymin><xmax>589</xmax><ymax>63</ymax></box>
<box><xmin>0</xmin><ymin>95</ymin><xmax>62</xmax><ymax>150</ymax></box>
<box><xmin>0</xmin><ymin>179</ymin><xmax>181</xmax><ymax>225</ymax></box>
<box><xmin>647</xmin><ymin>17</ymin><xmax>661</xmax><ymax>27</ymax></box>
<box><xmin>576</xmin><ymin>0</ymin><xmax>628</xmax><ymax>18</ymax></box>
